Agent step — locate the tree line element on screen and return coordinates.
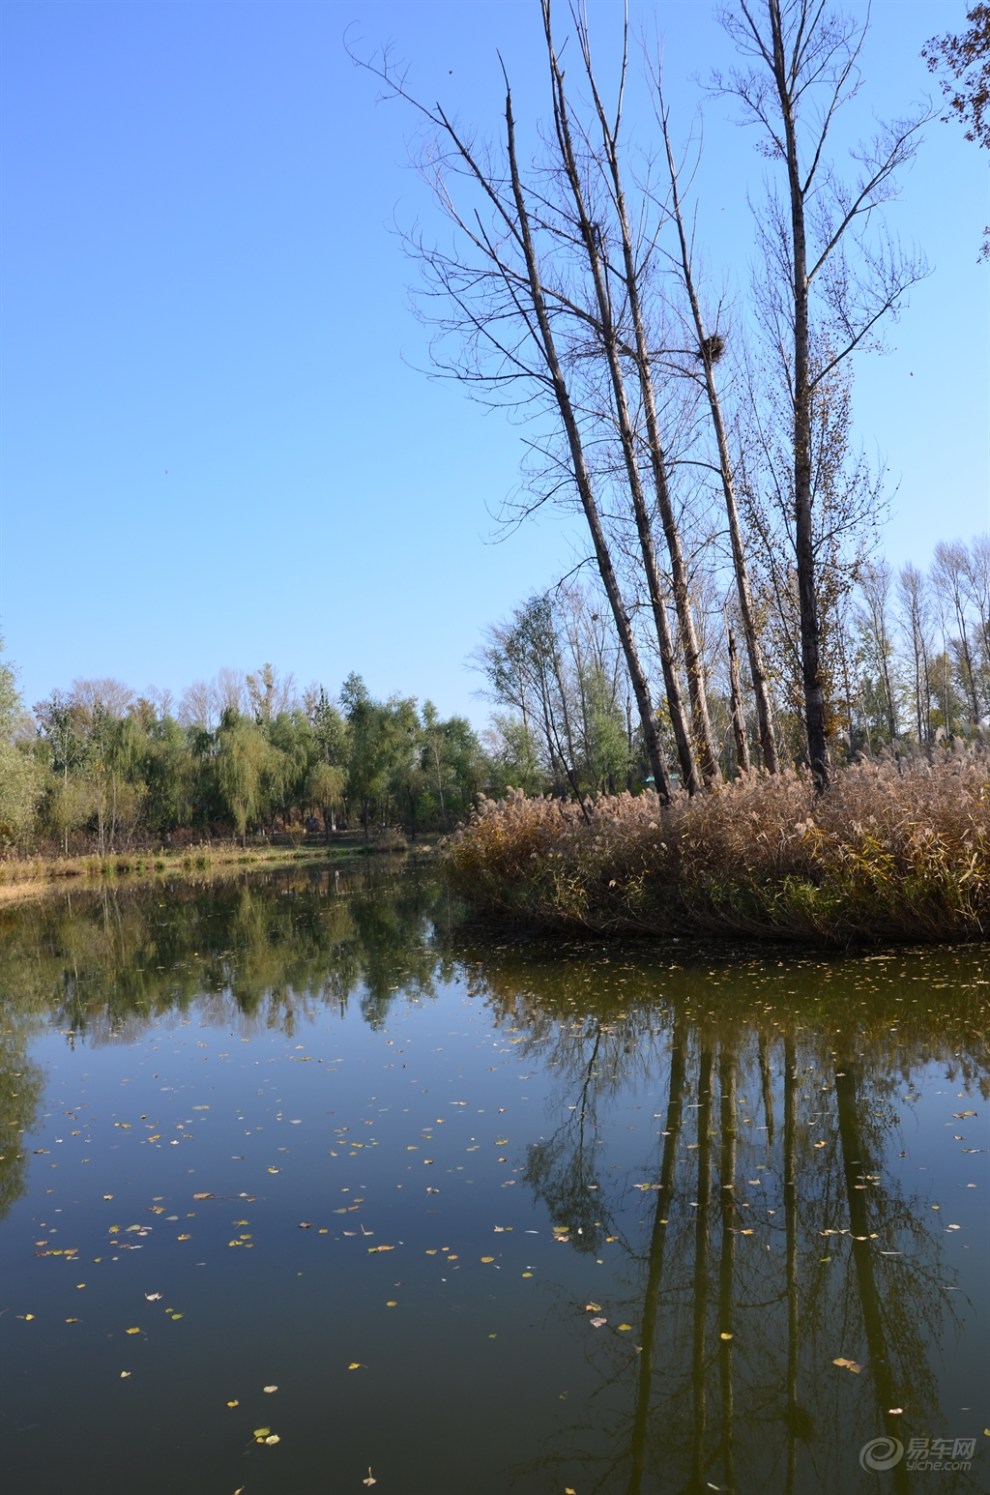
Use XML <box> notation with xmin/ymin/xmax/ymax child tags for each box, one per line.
<box><xmin>0</xmin><ymin>662</ymin><xmax>486</xmax><ymax>853</ymax></box>
<box><xmin>479</xmin><ymin>532</ymin><xmax>989</xmax><ymax>806</ymax></box>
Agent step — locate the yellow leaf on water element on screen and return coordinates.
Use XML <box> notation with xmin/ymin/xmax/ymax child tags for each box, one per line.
<box><xmin>617</xmin><ymin>1323</ymin><xmax>633</xmax><ymax>1332</ymax></box>
<box><xmin>125</xmin><ymin>1327</ymin><xmax>141</xmax><ymax>1335</ymax></box>
<box><xmin>481</xmin><ymin>1256</ymin><xmax>495</xmax><ymax>1264</ymax></box>
<box><xmin>720</xmin><ymin>1332</ymin><xmax>733</xmax><ymax>1341</ymax></box>
<box><xmin>264</xmin><ymin>1435</ymin><xmax>280</xmax><ymax>1445</ymax></box>
<box><xmin>832</xmin><ymin>1357</ymin><xmax>862</xmax><ymax>1373</ymax></box>
<box><xmin>348</xmin><ymin>1362</ymin><xmax>362</xmax><ymax>1371</ymax></box>
<box><xmin>226</xmin><ymin>1400</ymin><xmax>239</xmax><ymax>1408</ymax></box>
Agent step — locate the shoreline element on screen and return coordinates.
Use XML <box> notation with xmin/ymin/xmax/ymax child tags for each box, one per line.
<box><xmin>0</xmin><ymin>838</ymin><xmax>434</xmax><ymax>904</ymax></box>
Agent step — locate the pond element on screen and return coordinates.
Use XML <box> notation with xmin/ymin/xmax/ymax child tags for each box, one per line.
<box><xmin>0</xmin><ymin>865</ymin><xmax>987</xmax><ymax>1494</ymax></box>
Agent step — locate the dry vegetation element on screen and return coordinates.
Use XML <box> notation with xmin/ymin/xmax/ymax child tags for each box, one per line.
<box><xmin>0</xmin><ymin>834</ymin><xmax>416</xmax><ymax>901</ymax></box>
<box><xmin>445</xmin><ymin>747</ymin><xmax>990</xmax><ymax>945</ymax></box>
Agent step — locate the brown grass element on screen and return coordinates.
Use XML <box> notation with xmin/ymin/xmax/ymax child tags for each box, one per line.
<box><xmin>0</xmin><ymin>842</ymin><xmax>362</xmax><ymax>899</ymax></box>
<box><xmin>445</xmin><ymin>746</ymin><xmax>990</xmax><ymax>945</ymax></box>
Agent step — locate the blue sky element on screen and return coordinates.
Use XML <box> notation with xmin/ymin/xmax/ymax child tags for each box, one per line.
<box><xmin>1</xmin><ymin>0</ymin><xmax>987</xmax><ymax>727</ymax></box>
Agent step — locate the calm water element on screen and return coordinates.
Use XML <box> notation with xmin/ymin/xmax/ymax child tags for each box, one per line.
<box><xmin>0</xmin><ymin>866</ymin><xmax>987</xmax><ymax>1495</ymax></box>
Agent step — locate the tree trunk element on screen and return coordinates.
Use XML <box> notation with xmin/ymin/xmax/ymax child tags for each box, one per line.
<box><xmin>657</xmin><ymin>92</ymin><xmax>779</xmax><ymax>772</ymax></box>
<box><xmin>544</xmin><ymin>21</ymin><xmax>705</xmax><ymax>792</ymax></box>
<box><xmin>775</xmin><ymin>17</ymin><xmax>831</xmax><ymax>789</ymax></box>
<box><xmin>728</xmin><ymin>625</ymin><xmax>751</xmax><ymax>774</ymax></box>
<box><xmin>502</xmin><ymin>82</ymin><xmax>672</xmax><ymax>805</ymax></box>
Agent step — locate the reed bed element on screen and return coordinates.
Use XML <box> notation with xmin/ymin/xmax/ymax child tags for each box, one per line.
<box><xmin>445</xmin><ymin>747</ymin><xmax>990</xmax><ymax>945</ymax></box>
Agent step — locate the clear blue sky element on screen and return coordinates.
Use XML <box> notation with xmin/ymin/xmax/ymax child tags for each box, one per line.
<box><xmin>1</xmin><ymin>0</ymin><xmax>987</xmax><ymax>727</ymax></box>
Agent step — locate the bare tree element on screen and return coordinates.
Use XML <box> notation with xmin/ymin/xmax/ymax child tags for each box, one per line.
<box><xmin>896</xmin><ymin>563</ymin><xmax>935</xmax><ymax>744</ymax></box>
<box><xmin>854</xmin><ymin>559</ymin><xmax>899</xmax><ymax>743</ymax></box>
<box><xmin>562</xmin><ymin>6</ymin><xmax>722</xmax><ymax>787</ymax></box>
<box><xmin>350</xmin><ymin>4</ymin><xmax>760</xmax><ymax>799</ymax></box>
<box><xmin>932</xmin><ymin>539</ymin><xmax>983</xmax><ymax>724</ymax></box>
<box><xmin>650</xmin><ymin>70</ymin><xmax>779</xmax><ymax>772</ymax></box>
<box><xmin>715</xmin><ymin>0</ymin><xmax>930</xmax><ymax>786</ymax></box>
<box><xmin>246</xmin><ymin>662</ymin><xmax>299</xmax><ymax>724</ymax></box>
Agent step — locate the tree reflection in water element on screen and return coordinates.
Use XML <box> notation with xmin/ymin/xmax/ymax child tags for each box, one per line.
<box><xmin>462</xmin><ymin>938</ymin><xmax>988</xmax><ymax>1494</ymax></box>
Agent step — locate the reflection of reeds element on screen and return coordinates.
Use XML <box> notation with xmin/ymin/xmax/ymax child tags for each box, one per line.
<box><xmin>445</xmin><ymin>748</ymin><xmax>990</xmax><ymax>943</ymax></box>
<box><xmin>0</xmin><ymin>842</ymin><xmax>376</xmax><ymax>898</ymax></box>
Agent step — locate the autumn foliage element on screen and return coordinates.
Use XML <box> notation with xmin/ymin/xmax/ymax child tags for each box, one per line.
<box><xmin>445</xmin><ymin>747</ymin><xmax>990</xmax><ymax>945</ymax></box>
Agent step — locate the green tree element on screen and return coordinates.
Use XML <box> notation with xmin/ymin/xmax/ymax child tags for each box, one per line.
<box><xmin>216</xmin><ymin>709</ymin><xmax>270</xmax><ymax>845</ymax></box>
<box><xmin>143</xmin><ymin>714</ymin><xmax>196</xmax><ymax>835</ymax></box>
<box><xmin>0</xmin><ymin>643</ymin><xmax>41</xmax><ymax>848</ymax></box>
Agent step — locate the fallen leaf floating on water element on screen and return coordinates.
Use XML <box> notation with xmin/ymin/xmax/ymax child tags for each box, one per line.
<box><xmin>263</xmin><ymin>1385</ymin><xmax>277</xmax><ymax>1394</ymax></box>
<box><xmin>363</xmin><ymin>1471</ymin><xmax>377</xmax><ymax>1487</ymax></box>
<box><xmin>589</xmin><ymin>1317</ymin><xmax>607</xmax><ymax>1328</ymax></box>
<box><xmin>832</xmin><ymin>1357</ymin><xmax>862</xmax><ymax>1373</ymax></box>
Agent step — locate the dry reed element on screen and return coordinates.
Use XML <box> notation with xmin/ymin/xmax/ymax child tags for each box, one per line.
<box><xmin>445</xmin><ymin>746</ymin><xmax>990</xmax><ymax>944</ymax></box>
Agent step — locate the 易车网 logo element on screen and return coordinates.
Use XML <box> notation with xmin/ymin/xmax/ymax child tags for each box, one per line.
<box><xmin>859</xmin><ymin>1436</ymin><xmax>977</xmax><ymax>1473</ymax></box>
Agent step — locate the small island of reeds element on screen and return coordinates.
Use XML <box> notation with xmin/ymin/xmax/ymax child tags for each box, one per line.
<box><xmin>444</xmin><ymin>747</ymin><xmax>990</xmax><ymax>947</ymax></box>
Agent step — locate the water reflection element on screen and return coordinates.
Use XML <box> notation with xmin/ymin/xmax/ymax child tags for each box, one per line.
<box><xmin>453</xmin><ymin>938</ymin><xmax>988</xmax><ymax>1493</ymax></box>
<box><xmin>0</xmin><ymin>864</ymin><xmax>448</xmax><ymax>1041</ymax></box>
<box><xmin>0</xmin><ymin>872</ymin><xmax>986</xmax><ymax>1492</ymax></box>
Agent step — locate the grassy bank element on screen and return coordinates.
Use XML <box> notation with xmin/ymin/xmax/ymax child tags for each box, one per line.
<box><xmin>445</xmin><ymin>749</ymin><xmax>990</xmax><ymax>945</ymax></box>
<box><xmin>0</xmin><ymin>832</ymin><xmax>426</xmax><ymax>903</ymax></box>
